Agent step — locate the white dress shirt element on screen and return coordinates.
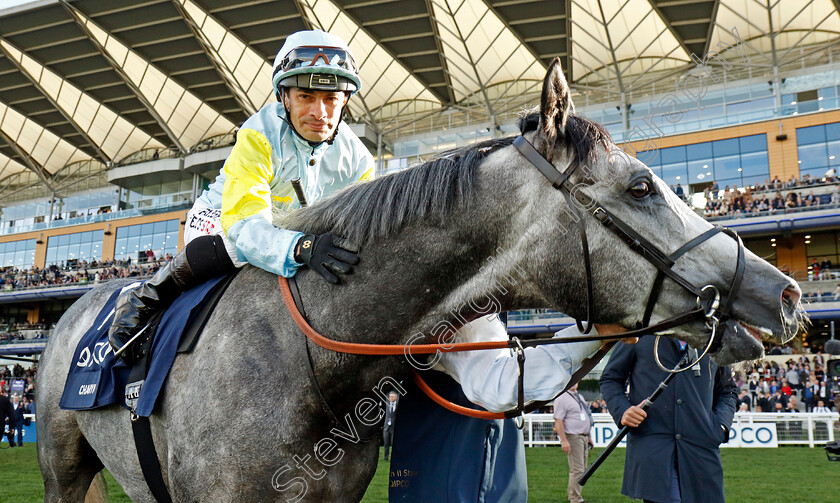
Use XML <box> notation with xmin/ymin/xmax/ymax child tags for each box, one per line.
<box><xmin>435</xmin><ymin>316</ymin><xmax>601</xmax><ymax>412</ymax></box>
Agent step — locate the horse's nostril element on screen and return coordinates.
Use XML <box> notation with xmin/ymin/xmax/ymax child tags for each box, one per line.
<box><xmin>782</xmin><ymin>284</ymin><xmax>801</xmax><ymax>308</ymax></box>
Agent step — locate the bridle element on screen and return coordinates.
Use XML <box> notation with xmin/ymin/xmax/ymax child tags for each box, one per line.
<box><xmin>511</xmin><ymin>134</ymin><xmax>746</xmax><ymax>373</ymax></box>
<box><xmin>278</xmin><ymin>133</ymin><xmax>747</xmax><ymax>425</ymax></box>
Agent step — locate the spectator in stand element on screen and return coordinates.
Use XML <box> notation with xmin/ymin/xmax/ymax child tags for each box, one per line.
<box><xmin>804</xmin><ymin>377</ymin><xmax>817</xmax><ymax>412</ymax></box>
<box><xmin>821</xmin><ymin>258</ymin><xmax>833</xmax><ymax>280</ymax></box>
<box><xmin>785</xmin><ymin>365</ymin><xmax>800</xmax><ymax>391</ymax></box>
<box><xmin>675</xmin><ymin>184</ymin><xmax>685</xmax><ymax>200</ymax></box>
<box><xmin>1</xmin><ymin>389</ymin><xmax>15</xmax><ymax>447</ymax></box>
<box><xmin>737</xmin><ymin>390</ymin><xmax>751</xmax><ymax>411</ymax></box>
<box><xmin>780</xmin><ymin>378</ymin><xmax>792</xmax><ymax>397</ymax></box>
<box><xmin>756</xmin><ymin>391</ymin><xmax>771</xmax><ymax>412</ymax></box>
<box><xmin>814</xmin><ymin>400</ymin><xmax>831</xmax><ymax>413</ymax></box>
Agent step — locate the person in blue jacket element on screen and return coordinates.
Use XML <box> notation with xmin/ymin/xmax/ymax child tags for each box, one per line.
<box><xmin>600</xmin><ymin>337</ymin><xmax>738</xmax><ymax>503</ymax></box>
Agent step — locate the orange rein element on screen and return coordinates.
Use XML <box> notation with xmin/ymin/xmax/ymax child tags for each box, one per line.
<box><xmin>278</xmin><ymin>276</ymin><xmax>510</xmax><ymax>419</ymax></box>
<box><xmin>278</xmin><ymin>276</ymin><xmax>509</xmax><ymax>355</ymax></box>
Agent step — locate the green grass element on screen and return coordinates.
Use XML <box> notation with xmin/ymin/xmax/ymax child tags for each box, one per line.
<box><xmin>2</xmin><ymin>444</ymin><xmax>836</xmax><ymax>502</ymax></box>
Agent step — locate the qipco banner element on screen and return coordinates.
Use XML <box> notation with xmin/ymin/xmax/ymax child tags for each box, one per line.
<box><xmin>589</xmin><ymin>422</ymin><xmax>778</xmax><ymax>448</ymax></box>
<box><xmin>721</xmin><ymin>423</ymin><xmax>778</xmax><ymax>448</ymax></box>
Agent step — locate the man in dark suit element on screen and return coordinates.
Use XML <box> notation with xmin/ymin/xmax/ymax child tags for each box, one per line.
<box><xmin>382</xmin><ymin>391</ymin><xmax>399</xmax><ymax>461</ymax></box>
<box><xmin>600</xmin><ymin>337</ymin><xmax>738</xmax><ymax>503</ymax></box>
<box><xmin>11</xmin><ymin>395</ymin><xmax>28</xmax><ymax>447</ymax></box>
<box><xmin>0</xmin><ymin>390</ymin><xmax>15</xmax><ymax>448</ymax></box>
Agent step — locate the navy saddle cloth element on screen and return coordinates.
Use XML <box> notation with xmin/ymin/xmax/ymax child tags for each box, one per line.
<box><xmin>59</xmin><ymin>274</ymin><xmax>232</xmax><ymax>416</ymax></box>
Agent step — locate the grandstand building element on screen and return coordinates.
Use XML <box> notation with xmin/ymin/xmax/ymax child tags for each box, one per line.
<box><xmin>2</xmin><ymin>0</ymin><xmax>840</xmax><ymax>357</ymax></box>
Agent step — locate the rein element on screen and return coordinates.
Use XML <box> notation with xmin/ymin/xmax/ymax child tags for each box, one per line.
<box><xmin>279</xmin><ymin>276</ymin><xmax>615</xmax><ymax>420</ymax></box>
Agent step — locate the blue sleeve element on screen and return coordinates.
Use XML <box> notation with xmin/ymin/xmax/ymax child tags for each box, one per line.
<box><xmin>599</xmin><ymin>342</ymin><xmax>636</xmax><ymax>427</ymax></box>
<box><xmin>712</xmin><ymin>364</ymin><xmax>738</xmax><ymax>439</ymax></box>
<box><xmin>226</xmin><ymin>216</ymin><xmax>304</xmax><ymax>278</ymax></box>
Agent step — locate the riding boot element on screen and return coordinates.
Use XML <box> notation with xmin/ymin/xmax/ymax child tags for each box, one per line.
<box><xmin>108</xmin><ymin>250</ymin><xmax>194</xmax><ymax>361</ymax></box>
<box><xmin>108</xmin><ymin>234</ymin><xmax>236</xmax><ymax>362</ymax></box>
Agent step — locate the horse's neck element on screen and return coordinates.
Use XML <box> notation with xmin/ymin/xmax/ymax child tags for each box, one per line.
<box><xmin>299</xmin><ymin>215</ymin><xmax>530</xmax><ymax>345</ymax></box>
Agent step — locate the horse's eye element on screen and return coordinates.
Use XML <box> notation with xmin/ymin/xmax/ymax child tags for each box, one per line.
<box><xmin>629</xmin><ymin>181</ymin><xmax>651</xmax><ymax>199</ymax></box>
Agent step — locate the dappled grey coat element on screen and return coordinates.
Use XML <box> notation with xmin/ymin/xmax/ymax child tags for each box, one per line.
<box><xmin>600</xmin><ymin>338</ymin><xmax>738</xmax><ymax>503</ymax></box>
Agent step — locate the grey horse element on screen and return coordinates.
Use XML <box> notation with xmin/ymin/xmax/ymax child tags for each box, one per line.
<box><xmin>37</xmin><ymin>59</ymin><xmax>803</xmax><ymax>502</ymax></box>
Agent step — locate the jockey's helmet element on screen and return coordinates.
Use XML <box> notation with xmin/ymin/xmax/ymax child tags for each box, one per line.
<box><xmin>272</xmin><ymin>30</ymin><xmax>361</xmax><ymax>99</ymax></box>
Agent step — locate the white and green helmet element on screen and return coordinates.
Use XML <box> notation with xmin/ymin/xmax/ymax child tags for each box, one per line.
<box><xmin>272</xmin><ymin>30</ymin><xmax>361</xmax><ymax>95</ymax></box>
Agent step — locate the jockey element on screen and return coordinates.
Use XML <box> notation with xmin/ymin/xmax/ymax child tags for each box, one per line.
<box><xmin>109</xmin><ymin>29</ymin><xmax>372</xmax><ymax>360</ymax></box>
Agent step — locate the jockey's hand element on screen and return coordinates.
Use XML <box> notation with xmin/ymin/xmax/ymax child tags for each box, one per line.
<box><xmin>294</xmin><ymin>233</ymin><xmax>360</xmax><ymax>284</ymax></box>
<box><xmin>621</xmin><ymin>402</ymin><xmax>647</xmax><ymax>428</ymax></box>
<box><xmin>594</xmin><ymin>323</ymin><xmax>638</xmax><ymax>345</ymax></box>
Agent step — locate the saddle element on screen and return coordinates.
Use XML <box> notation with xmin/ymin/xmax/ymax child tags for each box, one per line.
<box><xmin>60</xmin><ymin>272</ymin><xmax>238</xmax><ymax>503</ymax></box>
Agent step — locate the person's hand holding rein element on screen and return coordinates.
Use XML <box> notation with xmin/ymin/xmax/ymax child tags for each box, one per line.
<box><xmin>294</xmin><ymin>233</ymin><xmax>360</xmax><ymax>284</ymax></box>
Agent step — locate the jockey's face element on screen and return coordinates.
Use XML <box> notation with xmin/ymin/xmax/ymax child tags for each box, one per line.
<box><xmin>283</xmin><ymin>87</ymin><xmax>349</xmax><ymax>143</ymax></box>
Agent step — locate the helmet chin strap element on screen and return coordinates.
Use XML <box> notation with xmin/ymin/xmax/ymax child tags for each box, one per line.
<box><xmin>277</xmin><ymin>88</ymin><xmax>348</xmax><ymax>148</ymax></box>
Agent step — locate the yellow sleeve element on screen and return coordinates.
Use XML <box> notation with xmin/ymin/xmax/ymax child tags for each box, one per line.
<box><xmin>220</xmin><ymin>128</ymin><xmax>275</xmax><ymax>234</ymax></box>
<box><xmin>357</xmin><ymin>164</ymin><xmax>374</xmax><ymax>182</ymax></box>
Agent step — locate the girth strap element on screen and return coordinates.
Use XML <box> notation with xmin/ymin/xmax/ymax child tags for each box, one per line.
<box><xmin>131</xmin><ymin>417</ymin><xmax>173</xmax><ymax>503</ymax></box>
<box><xmin>127</xmin><ymin>333</ymin><xmax>173</xmax><ymax>503</ymax></box>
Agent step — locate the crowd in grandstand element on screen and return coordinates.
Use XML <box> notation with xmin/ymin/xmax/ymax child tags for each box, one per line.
<box><xmin>700</xmin><ymin>174</ymin><xmax>840</xmax><ymax>219</ymax></box>
<box><xmin>0</xmin><ymin>363</ymin><xmax>36</xmax><ymax>399</ymax></box>
<box><xmin>0</xmin><ymin>253</ymin><xmax>171</xmax><ymax>292</ymax></box>
<box><xmin>731</xmin><ymin>352</ymin><xmax>838</xmax><ymax>413</ymax></box>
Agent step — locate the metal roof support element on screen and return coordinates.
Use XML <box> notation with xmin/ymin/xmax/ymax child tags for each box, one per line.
<box><xmin>594</xmin><ymin>0</ymin><xmax>626</xmax><ymax>96</ymax></box>
<box><xmin>170</xmin><ymin>0</ymin><xmax>260</xmax><ymax>116</ymax></box>
<box><xmin>426</xmin><ymin>0</ymin><xmax>457</xmax><ymax>104</ymax></box>
<box><xmin>647</xmin><ymin>0</ymin><xmax>694</xmax><ymax>57</ymax></box>
<box><xmin>59</xmin><ymin>0</ymin><xmax>187</xmax><ymax>154</ymax></box>
<box><xmin>382</xmin><ymin>106</ymin><xmax>445</xmax><ymax>135</ymax></box>
<box><xmin>777</xmin><ymin>7</ymin><xmax>834</xmax><ymax>63</ymax></box>
<box><xmin>702</xmin><ymin>0</ymin><xmax>722</xmax><ymax>56</ymax></box>
<box><xmin>617</xmin><ymin>26</ymin><xmax>674</xmax><ymax>76</ymax></box>
<box><xmin>713</xmin><ymin>9</ymin><xmax>772</xmax><ymax>64</ymax></box>
<box><xmin>0</xmin><ymin>39</ymin><xmax>112</xmax><ymax>165</ymax></box>
<box><xmin>0</xmin><ymin>129</ymin><xmax>54</xmax><ymax>192</ymax></box>
<box><xmin>431</xmin><ymin>0</ymin><xmax>496</xmax><ymax>127</ymax></box>
<box><xmin>765</xmin><ymin>0</ymin><xmax>781</xmax><ymax>110</ymax></box>
<box><xmin>480</xmin><ymin>0</ymin><xmax>551</xmax><ymax>70</ymax></box>
<box><xmin>319</xmin><ymin>0</ymin><xmax>446</xmax><ymax>105</ymax></box>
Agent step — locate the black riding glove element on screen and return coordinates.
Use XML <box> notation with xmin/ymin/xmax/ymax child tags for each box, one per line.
<box><xmin>294</xmin><ymin>233</ymin><xmax>360</xmax><ymax>284</ymax></box>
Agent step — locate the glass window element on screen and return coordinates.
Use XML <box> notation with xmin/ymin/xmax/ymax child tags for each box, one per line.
<box><xmin>797</xmin><ymin>142</ymin><xmax>828</xmax><ymax>172</ymax></box>
<box><xmin>797</xmin><ymin>125</ymin><xmax>826</xmax><ymax>145</ymax></box>
<box><xmin>0</xmin><ymin>239</ymin><xmax>36</xmax><ymax>269</ymax></box>
<box><xmin>826</xmin><ymin>123</ymin><xmax>840</xmax><ymax>142</ymax></box>
<box><xmin>686</xmin><ymin>142</ymin><xmax>713</xmax><ymax>160</ymax></box>
<box><xmin>114</xmin><ymin>219</ymin><xmax>180</xmax><ymax>262</ymax></box>
<box><xmin>45</xmin><ymin>230</ymin><xmax>103</xmax><ymax>266</ymax></box>
<box><xmin>713</xmin><ymin>138</ymin><xmax>740</xmax><ymax>157</ymax></box>
<box><xmin>714</xmin><ymin>154</ymin><xmax>741</xmax><ymax>181</ymax></box>
<box><xmin>740</xmin><ymin>151</ymin><xmax>769</xmax><ymax>177</ymax></box>
<box><xmin>660</xmin><ymin>146</ymin><xmax>686</xmax><ymax>164</ymax></box>
<box><xmin>661</xmin><ymin>163</ymin><xmax>688</xmax><ymax>186</ymax></box>
<box><xmin>738</xmin><ymin>135</ymin><xmax>767</xmax><ymax>153</ymax></box>
<box><xmin>688</xmin><ymin>159</ymin><xmax>712</xmax><ymax>184</ymax></box>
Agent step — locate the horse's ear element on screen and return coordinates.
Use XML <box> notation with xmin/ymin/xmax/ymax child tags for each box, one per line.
<box><xmin>538</xmin><ymin>58</ymin><xmax>574</xmax><ymax>156</ymax></box>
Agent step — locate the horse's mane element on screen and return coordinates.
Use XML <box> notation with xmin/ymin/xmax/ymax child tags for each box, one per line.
<box><xmin>281</xmin><ymin>110</ymin><xmax>612</xmax><ymax>245</ymax></box>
